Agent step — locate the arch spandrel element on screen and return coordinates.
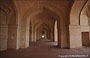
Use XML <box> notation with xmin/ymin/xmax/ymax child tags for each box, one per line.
<box><xmin>70</xmin><ymin>0</ymin><xmax>87</xmax><ymax>25</ymax></box>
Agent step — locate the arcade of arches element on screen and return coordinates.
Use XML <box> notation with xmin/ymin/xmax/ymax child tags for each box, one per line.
<box><xmin>0</xmin><ymin>0</ymin><xmax>90</xmax><ymax>57</ymax></box>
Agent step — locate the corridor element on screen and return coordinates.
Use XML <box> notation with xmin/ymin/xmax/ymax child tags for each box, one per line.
<box><xmin>0</xmin><ymin>39</ymin><xmax>90</xmax><ymax>58</ymax></box>
<box><xmin>0</xmin><ymin>0</ymin><xmax>90</xmax><ymax>58</ymax></box>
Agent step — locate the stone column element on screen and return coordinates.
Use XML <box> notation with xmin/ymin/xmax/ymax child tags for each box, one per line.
<box><xmin>89</xmin><ymin>17</ymin><xmax>90</xmax><ymax>46</ymax></box>
<box><xmin>51</xmin><ymin>28</ymin><xmax>54</xmax><ymax>42</ymax></box>
<box><xmin>8</xmin><ymin>25</ymin><xmax>17</xmax><ymax>49</ymax></box>
<box><xmin>38</xmin><ymin>31</ymin><xmax>40</xmax><ymax>40</ymax></box>
<box><xmin>57</xmin><ymin>19</ymin><xmax>70</xmax><ymax>48</ymax></box>
<box><xmin>25</xmin><ymin>24</ymin><xmax>30</xmax><ymax>48</ymax></box>
<box><xmin>54</xmin><ymin>23</ymin><xmax>58</xmax><ymax>42</ymax></box>
<box><xmin>16</xmin><ymin>25</ymin><xmax>21</xmax><ymax>49</ymax></box>
<box><xmin>19</xmin><ymin>26</ymin><xmax>26</xmax><ymax>48</ymax></box>
<box><xmin>0</xmin><ymin>10</ymin><xmax>8</xmax><ymax>51</ymax></box>
<box><xmin>88</xmin><ymin>0</ymin><xmax>90</xmax><ymax>42</ymax></box>
<box><xmin>0</xmin><ymin>25</ymin><xmax>8</xmax><ymax>51</ymax></box>
<box><xmin>54</xmin><ymin>27</ymin><xmax>58</xmax><ymax>42</ymax></box>
<box><xmin>39</xmin><ymin>31</ymin><xmax>42</xmax><ymax>40</ymax></box>
<box><xmin>44</xmin><ymin>32</ymin><xmax>47</xmax><ymax>39</ymax></box>
<box><xmin>89</xmin><ymin>21</ymin><xmax>90</xmax><ymax>46</ymax></box>
<box><xmin>89</xmin><ymin>6</ymin><xmax>90</xmax><ymax>46</ymax></box>
<box><xmin>36</xmin><ymin>31</ymin><xmax>39</xmax><ymax>40</ymax></box>
<box><xmin>47</xmin><ymin>32</ymin><xmax>49</xmax><ymax>40</ymax></box>
<box><xmin>29</xmin><ymin>24</ymin><xmax>33</xmax><ymax>42</ymax></box>
<box><xmin>69</xmin><ymin>25</ymin><xmax>82</xmax><ymax>48</ymax></box>
<box><xmin>48</xmin><ymin>31</ymin><xmax>51</xmax><ymax>40</ymax></box>
<box><xmin>57</xmin><ymin>20</ymin><xmax>61</xmax><ymax>48</ymax></box>
<box><xmin>31</xmin><ymin>26</ymin><xmax>34</xmax><ymax>42</ymax></box>
<box><xmin>58</xmin><ymin>27</ymin><xmax>61</xmax><ymax>48</ymax></box>
<box><xmin>32</xmin><ymin>27</ymin><xmax>36</xmax><ymax>42</ymax></box>
<box><xmin>34</xmin><ymin>31</ymin><xmax>37</xmax><ymax>42</ymax></box>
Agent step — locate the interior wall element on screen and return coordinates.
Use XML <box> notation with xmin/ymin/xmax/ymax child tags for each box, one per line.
<box><xmin>80</xmin><ymin>0</ymin><xmax>90</xmax><ymax>47</ymax></box>
<box><xmin>1</xmin><ymin>0</ymin><xmax>88</xmax><ymax>51</ymax></box>
<box><xmin>0</xmin><ymin>9</ymin><xmax>8</xmax><ymax>51</ymax></box>
<box><xmin>0</xmin><ymin>0</ymin><xmax>18</xmax><ymax>51</ymax></box>
<box><xmin>8</xmin><ymin>10</ymin><xmax>17</xmax><ymax>49</ymax></box>
<box><xmin>15</xmin><ymin>0</ymin><xmax>74</xmax><ymax>48</ymax></box>
<box><xmin>69</xmin><ymin>0</ymin><xmax>87</xmax><ymax>48</ymax></box>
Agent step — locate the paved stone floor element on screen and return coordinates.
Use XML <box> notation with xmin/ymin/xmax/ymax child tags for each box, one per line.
<box><xmin>0</xmin><ymin>39</ymin><xmax>90</xmax><ymax>58</ymax></box>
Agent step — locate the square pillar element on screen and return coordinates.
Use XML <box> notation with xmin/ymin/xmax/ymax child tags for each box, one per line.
<box><xmin>0</xmin><ymin>25</ymin><xmax>8</xmax><ymax>51</ymax></box>
<box><xmin>8</xmin><ymin>25</ymin><xmax>17</xmax><ymax>49</ymax></box>
<box><xmin>19</xmin><ymin>26</ymin><xmax>26</xmax><ymax>48</ymax></box>
<box><xmin>69</xmin><ymin>25</ymin><xmax>82</xmax><ymax>48</ymax></box>
<box><xmin>25</xmin><ymin>26</ymin><xmax>30</xmax><ymax>48</ymax></box>
<box><xmin>32</xmin><ymin>27</ymin><xmax>36</xmax><ymax>42</ymax></box>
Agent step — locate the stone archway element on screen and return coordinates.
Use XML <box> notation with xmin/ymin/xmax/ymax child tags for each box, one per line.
<box><xmin>13</xmin><ymin>0</ymin><xmax>73</xmax><ymax>49</ymax></box>
<box><xmin>70</xmin><ymin>0</ymin><xmax>88</xmax><ymax>48</ymax></box>
<box><xmin>0</xmin><ymin>0</ymin><xmax>18</xmax><ymax>51</ymax></box>
<box><xmin>35</xmin><ymin>23</ymin><xmax>51</xmax><ymax>41</ymax></box>
<box><xmin>80</xmin><ymin>0</ymin><xmax>90</xmax><ymax>46</ymax></box>
<box><xmin>19</xmin><ymin>7</ymin><xmax>61</xmax><ymax>48</ymax></box>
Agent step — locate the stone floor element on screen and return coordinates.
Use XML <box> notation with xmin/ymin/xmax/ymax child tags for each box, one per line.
<box><xmin>0</xmin><ymin>39</ymin><xmax>90</xmax><ymax>58</ymax></box>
